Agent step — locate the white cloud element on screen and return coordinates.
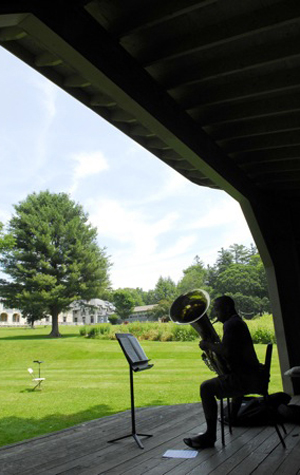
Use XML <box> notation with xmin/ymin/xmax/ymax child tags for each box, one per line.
<box><xmin>89</xmin><ymin>198</ymin><xmax>178</xmax><ymax>250</ymax></box>
<box><xmin>28</xmin><ymin>77</ymin><xmax>57</xmax><ymax>171</ymax></box>
<box><xmin>222</xmin><ymin>215</ymin><xmax>253</xmax><ymax>248</ymax></box>
<box><xmin>87</xmin><ymin>191</ymin><xmax>254</xmax><ymax>290</ymax></box>
<box><xmin>0</xmin><ymin>49</ymin><xmax>255</xmax><ymax>292</ymax></box>
<box><xmin>188</xmin><ymin>197</ymin><xmax>243</xmax><ymax>229</ymax></box>
<box><xmin>0</xmin><ymin>208</ymin><xmax>11</xmax><ymax>224</ymax></box>
<box><xmin>89</xmin><ymin>198</ymin><xmax>186</xmax><ymax>288</ymax></box>
<box><xmin>142</xmin><ymin>169</ymin><xmax>189</xmax><ymax>204</ymax></box>
<box><xmin>70</xmin><ymin>151</ymin><xmax>109</xmax><ymax>193</ymax></box>
<box><xmin>33</xmin><ymin>79</ymin><xmax>57</xmax><ymax>120</ymax></box>
<box><xmin>156</xmin><ymin>235</ymin><xmax>197</xmax><ymax>261</ymax></box>
<box><xmin>88</xmin><ymin>195</ymin><xmax>209</xmax><ymax>289</ymax></box>
<box><xmin>184</xmin><ymin>196</ymin><xmax>253</xmax><ymax>266</ymax></box>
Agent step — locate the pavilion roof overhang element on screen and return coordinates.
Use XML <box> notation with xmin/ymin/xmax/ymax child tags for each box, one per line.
<box><xmin>1</xmin><ymin>0</ymin><xmax>300</xmax><ymax>208</ymax></box>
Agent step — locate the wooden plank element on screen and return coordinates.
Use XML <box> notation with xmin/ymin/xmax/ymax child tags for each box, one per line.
<box><xmin>0</xmin><ymin>405</ymin><xmax>193</xmax><ymax>474</ymax></box>
<box><xmin>9</xmin><ymin>404</ymin><xmax>201</xmax><ymax>475</ymax></box>
<box><xmin>173</xmin><ymin>426</ymin><xmax>265</xmax><ymax>475</ymax></box>
<box><xmin>103</xmin><ymin>424</ymin><xmax>226</xmax><ymax>475</ymax></box>
<box><xmin>101</xmin><ymin>420</ymin><xmax>256</xmax><ymax>475</ymax></box>
<box><xmin>271</xmin><ymin>432</ymin><xmax>300</xmax><ymax>474</ymax></box>
<box><xmin>1</xmin><ymin>400</ymin><xmax>300</xmax><ymax>475</ymax></box>
<box><xmin>39</xmin><ymin>406</ymin><xmax>204</xmax><ymax>475</ymax></box>
<box><xmin>217</xmin><ymin>425</ymin><xmax>295</xmax><ymax>475</ymax></box>
<box><xmin>252</xmin><ymin>426</ymin><xmax>300</xmax><ymax>474</ymax></box>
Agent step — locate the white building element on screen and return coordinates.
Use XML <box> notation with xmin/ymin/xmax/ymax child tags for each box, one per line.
<box><xmin>0</xmin><ymin>299</ymin><xmax>115</xmax><ymax>326</ymax></box>
<box><xmin>127</xmin><ymin>304</ymin><xmax>158</xmax><ymax>322</ymax></box>
<box><xmin>71</xmin><ymin>299</ymin><xmax>115</xmax><ymax>325</ymax></box>
<box><xmin>0</xmin><ymin>303</ymin><xmax>22</xmax><ymax>325</ymax></box>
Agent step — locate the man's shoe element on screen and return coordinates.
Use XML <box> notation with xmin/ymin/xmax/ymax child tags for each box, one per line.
<box><xmin>183</xmin><ymin>434</ymin><xmax>215</xmax><ymax>449</ymax></box>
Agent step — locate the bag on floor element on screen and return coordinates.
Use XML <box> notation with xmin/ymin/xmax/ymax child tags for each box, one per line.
<box><xmin>229</xmin><ymin>392</ymin><xmax>291</xmax><ymax>427</ymax></box>
<box><xmin>278</xmin><ymin>403</ymin><xmax>300</xmax><ymax>424</ymax></box>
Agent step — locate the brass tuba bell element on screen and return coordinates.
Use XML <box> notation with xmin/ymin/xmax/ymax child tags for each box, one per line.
<box><xmin>170</xmin><ymin>289</ymin><xmax>230</xmax><ymax>375</ymax></box>
<box><xmin>170</xmin><ymin>289</ymin><xmax>210</xmax><ymax>325</ymax></box>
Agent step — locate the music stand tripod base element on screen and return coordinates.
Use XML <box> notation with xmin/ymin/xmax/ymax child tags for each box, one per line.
<box><xmin>108</xmin><ymin>334</ymin><xmax>153</xmax><ymax>449</ymax></box>
<box><xmin>108</xmin><ymin>431</ymin><xmax>153</xmax><ymax>450</ymax></box>
<box><xmin>107</xmin><ymin>366</ymin><xmax>152</xmax><ymax>449</ymax></box>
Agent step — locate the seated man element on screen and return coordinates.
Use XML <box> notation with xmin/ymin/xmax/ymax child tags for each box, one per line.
<box><xmin>184</xmin><ymin>295</ymin><xmax>262</xmax><ymax>449</ymax></box>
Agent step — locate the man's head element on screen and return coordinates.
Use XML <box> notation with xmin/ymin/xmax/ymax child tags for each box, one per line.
<box><xmin>212</xmin><ymin>295</ymin><xmax>236</xmax><ymax>323</ymax></box>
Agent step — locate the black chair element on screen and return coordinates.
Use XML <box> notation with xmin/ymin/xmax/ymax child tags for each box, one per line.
<box><xmin>219</xmin><ymin>343</ymin><xmax>286</xmax><ymax>447</ymax></box>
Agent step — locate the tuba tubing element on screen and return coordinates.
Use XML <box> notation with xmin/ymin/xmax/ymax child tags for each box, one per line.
<box><xmin>170</xmin><ymin>289</ymin><xmax>230</xmax><ymax>375</ymax></box>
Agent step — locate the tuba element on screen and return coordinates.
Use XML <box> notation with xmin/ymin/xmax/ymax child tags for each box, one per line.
<box><xmin>170</xmin><ymin>289</ymin><xmax>230</xmax><ymax>375</ymax></box>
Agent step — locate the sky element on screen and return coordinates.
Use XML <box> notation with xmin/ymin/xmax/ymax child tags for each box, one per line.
<box><xmin>0</xmin><ymin>47</ymin><xmax>254</xmax><ymax>291</ymax></box>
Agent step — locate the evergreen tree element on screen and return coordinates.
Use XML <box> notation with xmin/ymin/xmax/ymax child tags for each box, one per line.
<box><xmin>0</xmin><ymin>191</ymin><xmax>111</xmax><ymax>337</ymax></box>
<box><xmin>215</xmin><ymin>247</ymin><xmax>233</xmax><ymax>273</ymax></box>
<box><xmin>205</xmin><ymin>264</ymin><xmax>218</xmax><ymax>295</ymax></box>
<box><xmin>153</xmin><ymin>276</ymin><xmax>177</xmax><ymax>303</ymax></box>
<box><xmin>112</xmin><ymin>289</ymin><xmax>135</xmax><ymax>320</ymax></box>
<box><xmin>215</xmin><ymin>263</ymin><xmax>262</xmax><ymax>296</ymax></box>
<box><xmin>122</xmin><ymin>287</ymin><xmax>145</xmax><ymax>306</ymax></box>
<box><xmin>143</xmin><ymin>289</ymin><xmax>156</xmax><ymax>305</ymax></box>
<box><xmin>213</xmin><ymin>246</ymin><xmax>271</xmax><ymax>316</ymax></box>
<box><xmin>177</xmin><ymin>255</ymin><xmax>208</xmax><ymax>295</ymax></box>
<box><xmin>229</xmin><ymin>243</ymin><xmax>253</xmax><ymax>264</ymax></box>
<box><xmin>0</xmin><ymin>222</ymin><xmax>15</xmax><ymax>251</ymax></box>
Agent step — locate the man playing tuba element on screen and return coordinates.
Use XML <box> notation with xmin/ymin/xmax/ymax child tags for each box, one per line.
<box><xmin>184</xmin><ymin>295</ymin><xmax>262</xmax><ymax>449</ymax></box>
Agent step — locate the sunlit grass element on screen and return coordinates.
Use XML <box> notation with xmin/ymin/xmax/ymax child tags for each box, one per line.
<box><xmin>0</xmin><ymin>325</ymin><xmax>283</xmax><ymax>447</ymax></box>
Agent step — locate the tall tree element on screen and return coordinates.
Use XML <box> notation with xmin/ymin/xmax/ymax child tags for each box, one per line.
<box><xmin>0</xmin><ymin>191</ymin><xmax>111</xmax><ymax>337</ymax></box>
<box><xmin>143</xmin><ymin>289</ymin><xmax>156</xmax><ymax>305</ymax></box>
<box><xmin>215</xmin><ymin>263</ymin><xmax>262</xmax><ymax>297</ymax></box>
<box><xmin>215</xmin><ymin>247</ymin><xmax>233</xmax><ymax>273</ymax></box>
<box><xmin>229</xmin><ymin>243</ymin><xmax>254</xmax><ymax>264</ymax></box>
<box><xmin>122</xmin><ymin>287</ymin><xmax>145</xmax><ymax>306</ymax></box>
<box><xmin>214</xmin><ymin>259</ymin><xmax>270</xmax><ymax>316</ymax></box>
<box><xmin>0</xmin><ymin>222</ymin><xmax>15</xmax><ymax>251</ymax></box>
<box><xmin>177</xmin><ymin>256</ymin><xmax>208</xmax><ymax>295</ymax></box>
<box><xmin>151</xmin><ymin>299</ymin><xmax>171</xmax><ymax>321</ymax></box>
<box><xmin>249</xmin><ymin>253</ymin><xmax>269</xmax><ymax>299</ymax></box>
<box><xmin>206</xmin><ymin>264</ymin><xmax>218</xmax><ymax>296</ymax></box>
<box><xmin>153</xmin><ymin>276</ymin><xmax>177</xmax><ymax>303</ymax></box>
<box><xmin>113</xmin><ymin>289</ymin><xmax>135</xmax><ymax>320</ymax></box>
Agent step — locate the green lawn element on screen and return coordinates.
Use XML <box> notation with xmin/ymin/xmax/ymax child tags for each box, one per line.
<box><xmin>0</xmin><ymin>326</ymin><xmax>283</xmax><ymax>447</ymax></box>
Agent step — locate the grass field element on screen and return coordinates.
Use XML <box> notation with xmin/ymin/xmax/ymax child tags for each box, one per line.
<box><xmin>0</xmin><ymin>325</ymin><xmax>283</xmax><ymax>448</ymax></box>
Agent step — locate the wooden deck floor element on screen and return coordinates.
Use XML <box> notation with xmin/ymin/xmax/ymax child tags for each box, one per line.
<box><xmin>1</xmin><ymin>398</ymin><xmax>300</xmax><ymax>475</ymax></box>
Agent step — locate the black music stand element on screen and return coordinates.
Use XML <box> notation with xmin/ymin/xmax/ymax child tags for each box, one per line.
<box><xmin>107</xmin><ymin>333</ymin><xmax>153</xmax><ymax>449</ymax></box>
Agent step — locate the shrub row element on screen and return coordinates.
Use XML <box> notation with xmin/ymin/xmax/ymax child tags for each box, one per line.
<box><xmin>79</xmin><ymin>314</ymin><xmax>276</xmax><ymax>344</ymax></box>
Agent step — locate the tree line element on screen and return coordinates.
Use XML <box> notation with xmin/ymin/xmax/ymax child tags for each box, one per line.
<box><xmin>110</xmin><ymin>243</ymin><xmax>271</xmax><ymax>321</ymax></box>
<box><xmin>0</xmin><ymin>191</ymin><xmax>270</xmax><ymax>336</ymax></box>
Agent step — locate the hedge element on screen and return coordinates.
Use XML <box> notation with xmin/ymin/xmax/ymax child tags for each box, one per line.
<box><xmin>79</xmin><ymin>314</ymin><xmax>276</xmax><ymax>344</ymax></box>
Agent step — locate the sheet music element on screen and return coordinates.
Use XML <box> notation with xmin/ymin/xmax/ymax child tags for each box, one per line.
<box><xmin>116</xmin><ymin>333</ymin><xmax>149</xmax><ymax>366</ymax></box>
<box><xmin>163</xmin><ymin>450</ymin><xmax>198</xmax><ymax>459</ymax></box>
<box><xmin>129</xmin><ymin>335</ymin><xmax>148</xmax><ymax>361</ymax></box>
<box><xmin>121</xmin><ymin>338</ymin><xmax>142</xmax><ymax>364</ymax></box>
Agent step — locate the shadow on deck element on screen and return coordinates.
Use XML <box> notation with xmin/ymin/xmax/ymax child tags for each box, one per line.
<box><xmin>1</xmin><ymin>398</ymin><xmax>300</xmax><ymax>475</ymax></box>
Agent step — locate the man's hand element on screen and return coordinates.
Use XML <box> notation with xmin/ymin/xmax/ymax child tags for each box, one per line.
<box><xmin>199</xmin><ymin>340</ymin><xmax>211</xmax><ymax>351</ymax></box>
<box><xmin>200</xmin><ymin>340</ymin><xmax>225</xmax><ymax>357</ymax></box>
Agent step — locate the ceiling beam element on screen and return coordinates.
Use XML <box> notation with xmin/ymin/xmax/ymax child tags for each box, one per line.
<box><xmin>131</xmin><ymin>0</ymin><xmax>300</xmax><ymax>65</ymax></box>
<box><xmin>233</xmin><ymin>146</ymin><xmax>300</xmax><ymax>164</ymax></box>
<box><xmin>158</xmin><ymin>36</ymin><xmax>300</xmax><ymax>91</ymax></box>
<box><xmin>14</xmin><ymin>0</ymin><xmax>264</xmax><ymax>204</ymax></box>
<box><xmin>190</xmin><ymin>91</ymin><xmax>300</xmax><ymax>126</ymax></box>
<box><xmin>221</xmin><ymin>130</ymin><xmax>300</xmax><ymax>154</ymax></box>
<box><xmin>86</xmin><ymin>0</ymin><xmax>217</xmax><ymax>37</ymax></box>
<box><xmin>206</xmin><ymin>112</ymin><xmax>300</xmax><ymax>141</ymax></box>
<box><xmin>177</xmin><ymin>68</ymin><xmax>300</xmax><ymax>109</ymax></box>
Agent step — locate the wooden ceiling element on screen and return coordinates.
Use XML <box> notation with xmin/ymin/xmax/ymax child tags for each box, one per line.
<box><xmin>1</xmin><ymin>0</ymin><xmax>300</xmax><ymax>201</ymax></box>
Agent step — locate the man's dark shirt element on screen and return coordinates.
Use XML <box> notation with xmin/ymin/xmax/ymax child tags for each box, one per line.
<box><xmin>222</xmin><ymin>314</ymin><xmax>260</xmax><ymax>378</ymax></box>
